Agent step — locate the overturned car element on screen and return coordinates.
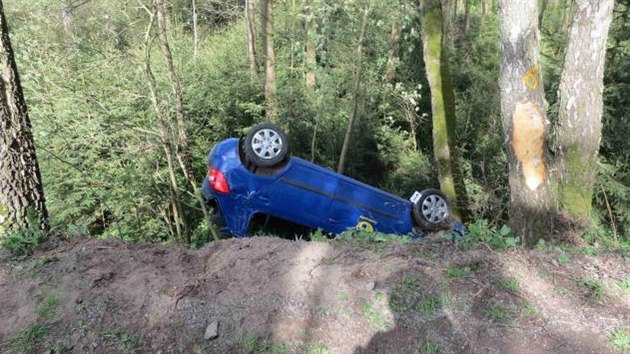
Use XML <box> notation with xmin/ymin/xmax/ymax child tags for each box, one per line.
<box><xmin>202</xmin><ymin>123</ymin><xmax>463</xmax><ymax>238</ymax></box>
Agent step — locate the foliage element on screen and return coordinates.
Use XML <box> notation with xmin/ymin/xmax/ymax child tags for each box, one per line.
<box><xmin>6</xmin><ymin>294</ymin><xmax>59</xmax><ymax>354</ymax></box>
<box><xmin>577</xmin><ymin>278</ymin><xmax>606</xmax><ymax>302</ymax></box>
<box><xmin>3</xmin><ymin>0</ymin><xmax>628</xmax><ymax>246</ymax></box>
<box><xmin>610</xmin><ymin>328</ymin><xmax>630</xmax><ymax>351</ymax></box>
<box><xmin>1</xmin><ymin>212</ymin><xmax>46</xmax><ymax>257</ymax></box>
<box><xmin>456</xmin><ymin>220</ymin><xmax>519</xmax><ymax>250</ymax></box>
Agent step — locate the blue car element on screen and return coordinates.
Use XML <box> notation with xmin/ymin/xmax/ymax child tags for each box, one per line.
<box><xmin>202</xmin><ymin>123</ymin><xmax>461</xmax><ymax>238</ymax></box>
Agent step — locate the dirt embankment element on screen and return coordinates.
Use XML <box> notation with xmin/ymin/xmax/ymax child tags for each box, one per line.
<box><xmin>0</xmin><ymin>236</ymin><xmax>628</xmax><ymax>353</ymax></box>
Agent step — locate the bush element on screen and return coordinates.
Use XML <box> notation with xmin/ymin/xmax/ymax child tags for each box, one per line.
<box><xmin>456</xmin><ymin>219</ymin><xmax>519</xmax><ymax>250</ymax></box>
<box><xmin>0</xmin><ymin>213</ymin><xmax>46</xmax><ymax>257</ymax></box>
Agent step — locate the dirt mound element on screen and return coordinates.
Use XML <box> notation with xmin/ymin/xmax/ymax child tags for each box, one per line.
<box><xmin>0</xmin><ymin>236</ymin><xmax>628</xmax><ymax>353</ymax></box>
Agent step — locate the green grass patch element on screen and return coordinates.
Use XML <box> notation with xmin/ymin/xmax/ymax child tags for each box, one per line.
<box><xmin>362</xmin><ymin>301</ymin><xmax>391</xmax><ymax>331</ymax></box>
<box><xmin>6</xmin><ymin>294</ymin><xmax>60</xmax><ymax>354</ymax></box>
<box><xmin>610</xmin><ymin>328</ymin><xmax>630</xmax><ymax>351</ymax></box>
<box><xmin>483</xmin><ymin>304</ymin><xmax>518</xmax><ymax>325</ymax></box>
<box><xmin>420</xmin><ymin>340</ymin><xmax>439</xmax><ymax>354</ymax></box>
<box><xmin>557</xmin><ymin>254</ymin><xmax>571</xmax><ymax>265</ymax></box>
<box><xmin>445</xmin><ymin>262</ymin><xmax>479</xmax><ymax>279</ymax></box>
<box><xmin>615</xmin><ymin>279</ymin><xmax>630</xmax><ymax>294</ymax></box>
<box><xmin>390</xmin><ymin>276</ymin><xmax>420</xmax><ymax>314</ymax></box>
<box><xmin>415</xmin><ymin>295</ymin><xmax>443</xmax><ymax>316</ymax></box>
<box><xmin>102</xmin><ymin>328</ymin><xmax>144</xmax><ymax>353</ymax></box>
<box><xmin>498</xmin><ymin>277</ymin><xmax>519</xmax><ymax>294</ymax></box>
<box><xmin>577</xmin><ymin>277</ymin><xmax>606</xmax><ymax>302</ymax></box>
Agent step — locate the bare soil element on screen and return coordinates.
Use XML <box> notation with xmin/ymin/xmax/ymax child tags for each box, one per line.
<box><xmin>0</xmin><ymin>235</ymin><xmax>628</xmax><ymax>353</ymax></box>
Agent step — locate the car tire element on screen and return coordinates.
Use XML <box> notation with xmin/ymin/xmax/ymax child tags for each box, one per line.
<box><xmin>243</xmin><ymin>123</ymin><xmax>290</xmax><ymax>168</ymax></box>
<box><xmin>412</xmin><ymin>189</ymin><xmax>452</xmax><ymax>232</ymax></box>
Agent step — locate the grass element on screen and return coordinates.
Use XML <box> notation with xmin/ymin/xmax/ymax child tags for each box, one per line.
<box><xmin>498</xmin><ymin>277</ymin><xmax>519</xmax><ymax>294</ymax></box>
<box><xmin>102</xmin><ymin>328</ymin><xmax>144</xmax><ymax>353</ymax></box>
<box><xmin>445</xmin><ymin>263</ymin><xmax>478</xmax><ymax>279</ymax></box>
<box><xmin>390</xmin><ymin>276</ymin><xmax>420</xmax><ymax>314</ymax></box>
<box><xmin>420</xmin><ymin>340</ymin><xmax>439</xmax><ymax>354</ymax></box>
<box><xmin>483</xmin><ymin>304</ymin><xmax>518</xmax><ymax>326</ymax></box>
<box><xmin>610</xmin><ymin>328</ymin><xmax>630</xmax><ymax>351</ymax></box>
<box><xmin>7</xmin><ymin>294</ymin><xmax>60</xmax><ymax>354</ymax></box>
<box><xmin>362</xmin><ymin>301</ymin><xmax>391</xmax><ymax>331</ymax></box>
<box><xmin>615</xmin><ymin>279</ymin><xmax>630</xmax><ymax>294</ymax></box>
<box><xmin>577</xmin><ymin>277</ymin><xmax>606</xmax><ymax>301</ymax></box>
<box><xmin>415</xmin><ymin>295</ymin><xmax>443</xmax><ymax>316</ymax></box>
<box><xmin>557</xmin><ymin>254</ymin><xmax>571</xmax><ymax>265</ymax></box>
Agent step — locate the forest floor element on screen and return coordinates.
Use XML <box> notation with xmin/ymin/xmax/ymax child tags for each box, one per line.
<box><xmin>0</xmin><ymin>234</ymin><xmax>628</xmax><ymax>354</ymax></box>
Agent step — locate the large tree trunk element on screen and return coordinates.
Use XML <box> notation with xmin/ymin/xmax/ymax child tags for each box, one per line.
<box><xmin>0</xmin><ymin>1</ymin><xmax>48</xmax><ymax>235</ymax></box>
<box><xmin>337</xmin><ymin>6</ymin><xmax>369</xmax><ymax>175</ymax></box>
<box><xmin>260</xmin><ymin>0</ymin><xmax>277</xmax><ymax>121</ymax></box>
<box><xmin>421</xmin><ymin>0</ymin><xmax>470</xmax><ymax>221</ymax></box>
<box><xmin>556</xmin><ymin>0</ymin><xmax>614</xmax><ymax>229</ymax></box>
<box><xmin>245</xmin><ymin>0</ymin><xmax>258</xmax><ymax>81</ymax></box>
<box><xmin>498</xmin><ymin>0</ymin><xmax>554</xmax><ymax>244</ymax></box>
<box><xmin>304</xmin><ymin>0</ymin><xmax>317</xmax><ymax>88</ymax></box>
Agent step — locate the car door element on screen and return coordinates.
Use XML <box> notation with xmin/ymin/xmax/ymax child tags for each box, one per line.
<box><xmin>327</xmin><ymin>178</ymin><xmax>407</xmax><ymax>234</ymax></box>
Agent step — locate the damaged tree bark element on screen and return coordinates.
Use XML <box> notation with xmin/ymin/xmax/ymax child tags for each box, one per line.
<box><xmin>498</xmin><ymin>0</ymin><xmax>554</xmax><ymax>244</ymax></box>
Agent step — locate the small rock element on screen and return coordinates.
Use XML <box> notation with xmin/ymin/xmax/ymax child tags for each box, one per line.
<box><xmin>204</xmin><ymin>321</ymin><xmax>219</xmax><ymax>340</ymax></box>
<box><xmin>365</xmin><ymin>281</ymin><xmax>376</xmax><ymax>291</ymax></box>
<box><xmin>91</xmin><ymin>342</ymin><xmax>98</xmax><ymax>349</ymax></box>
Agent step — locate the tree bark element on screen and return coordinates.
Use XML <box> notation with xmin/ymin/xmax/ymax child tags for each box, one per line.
<box><xmin>384</xmin><ymin>19</ymin><xmax>402</xmax><ymax>83</ymax></box>
<box><xmin>464</xmin><ymin>0</ymin><xmax>471</xmax><ymax>33</ymax></box>
<box><xmin>337</xmin><ymin>6</ymin><xmax>369</xmax><ymax>175</ymax></box>
<box><xmin>498</xmin><ymin>0</ymin><xmax>554</xmax><ymax>244</ymax></box>
<box><xmin>260</xmin><ymin>0</ymin><xmax>277</xmax><ymax>121</ymax></box>
<box><xmin>0</xmin><ymin>1</ymin><xmax>49</xmax><ymax>236</ymax></box>
<box><xmin>245</xmin><ymin>0</ymin><xmax>258</xmax><ymax>81</ymax></box>
<box><xmin>304</xmin><ymin>0</ymin><xmax>317</xmax><ymax>88</ymax></box>
<box><xmin>556</xmin><ymin>0</ymin><xmax>614</xmax><ymax>228</ymax></box>
<box><xmin>421</xmin><ymin>0</ymin><xmax>470</xmax><ymax>221</ymax></box>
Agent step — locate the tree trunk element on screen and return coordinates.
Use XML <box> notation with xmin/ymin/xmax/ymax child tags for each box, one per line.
<box><xmin>498</xmin><ymin>0</ymin><xmax>554</xmax><ymax>244</ymax></box>
<box><xmin>556</xmin><ymin>0</ymin><xmax>614</xmax><ymax>229</ymax></box>
<box><xmin>245</xmin><ymin>0</ymin><xmax>258</xmax><ymax>82</ymax></box>
<box><xmin>481</xmin><ymin>0</ymin><xmax>489</xmax><ymax>15</ymax></box>
<box><xmin>304</xmin><ymin>0</ymin><xmax>317</xmax><ymax>88</ymax></box>
<box><xmin>337</xmin><ymin>6</ymin><xmax>369</xmax><ymax>175</ymax></box>
<box><xmin>260</xmin><ymin>0</ymin><xmax>277</xmax><ymax>121</ymax></box>
<box><xmin>0</xmin><ymin>1</ymin><xmax>49</xmax><ymax>236</ymax></box>
<box><xmin>62</xmin><ymin>0</ymin><xmax>75</xmax><ymax>44</ymax></box>
<box><xmin>421</xmin><ymin>0</ymin><xmax>470</xmax><ymax>221</ymax></box>
<box><xmin>155</xmin><ymin>0</ymin><xmax>219</xmax><ymax>243</ymax></box>
<box><xmin>384</xmin><ymin>19</ymin><xmax>402</xmax><ymax>83</ymax></box>
<box><xmin>464</xmin><ymin>0</ymin><xmax>471</xmax><ymax>33</ymax></box>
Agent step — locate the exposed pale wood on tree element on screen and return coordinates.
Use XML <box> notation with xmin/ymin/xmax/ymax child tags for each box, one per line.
<box><xmin>498</xmin><ymin>0</ymin><xmax>554</xmax><ymax>244</ymax></box>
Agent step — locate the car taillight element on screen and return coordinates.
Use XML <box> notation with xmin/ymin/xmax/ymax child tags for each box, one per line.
<box><xmin>208</xmin><ymin>168</ymin><xmax>230</xmax><ymax>194</ymax></box>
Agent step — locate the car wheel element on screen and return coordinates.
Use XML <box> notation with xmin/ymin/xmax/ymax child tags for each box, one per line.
<box><xmin>243</xmin><ymin>123</ymin><xmax>290</xmax><ymax>168</ymax></box>
<box><xmin>412</xmin><ymin>189</ymin><xmax>452</xmax><ymax>232</ymax></box>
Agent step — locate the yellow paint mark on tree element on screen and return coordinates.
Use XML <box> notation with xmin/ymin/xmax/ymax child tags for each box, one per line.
<box><xmin>512</xmin><ymin>100</ymin><xmax>547</xmax><ymax>190</ymax></box>
<box><xmin>522</xmin><ymin>63</ymin><xmax>540</xmax><ymax>90</ymax></box>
